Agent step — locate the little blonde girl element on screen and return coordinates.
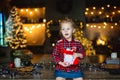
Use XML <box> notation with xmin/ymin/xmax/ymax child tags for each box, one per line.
<box><xmin>52</xmin><ymin>18</ymin><xmax>86</xmax><ymax>80</ymax></box>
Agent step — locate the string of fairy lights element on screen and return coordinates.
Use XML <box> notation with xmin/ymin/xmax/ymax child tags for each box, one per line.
<box><xmin>85</xmin><ymin>4</ymin><xmax>120</xmax><ymax>29</ymax></box>
<box><xmin>85</xmin><ymin>5</ymin><xmax>120</xmax><ymax>15</ymax></box>
<box><xmin>18</xmin><ymin>7</ymin><xmax>46</xmax><ymax>23</ymax></box>
<box><xmin>24</xmin><ymin>23</ymin><xmax>46</xmax><ymax>34</ymax></box>
<box><xmin>86</xmin><ymin>22</ymin><xmax>119</xmax><ymax>29</ymax></box>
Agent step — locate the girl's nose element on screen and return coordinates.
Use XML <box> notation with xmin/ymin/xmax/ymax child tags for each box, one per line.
<box><xmin>64</xmin><ymin>29</ymin><xmax>68</xmax><ymax>32</ymax></box>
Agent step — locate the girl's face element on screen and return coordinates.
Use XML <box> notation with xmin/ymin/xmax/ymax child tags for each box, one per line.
<box><xmin>60</xmin><ymin>22</ymin><xmax>75</xmax><ymax>41</ymax></box>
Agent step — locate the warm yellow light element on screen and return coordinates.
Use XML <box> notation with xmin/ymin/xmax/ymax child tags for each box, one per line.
<box><xmin>111</xmin><ymin>26</ymin><xmax>113</xmax><ymax>29</ymax></box>
<box><xmin>58</xmin><ymin>20</ymin><xmax>61</xmax><ymax>23</ymax></box>
<box><xmin>52</xmin><ymin>43</ymin><xmax>55</xmax><ymax>47</ymax></box>
<box><xmin>91</xmin><ymin>12</ymin><xmax>94</xmax><ymax>15</ymax></box>
<box><xmin>115</xmin><ymin>23</ymin><xmax>117</xmax><ymax>26</ymax></box>
<box><xmin>103</xmin><ymin>22</ymin><xmax>107</xmax><ymax>26</ymax></box>
<box><xmin>24</xmin><ymin>27</ymin><xmax>29</xmax><ymax>31</ymax></box>
<box><xmin>86</xmin><ymin>8</ymin><xmax>89</xmax><ymax>11</ymax></box>
<box><xmin>112</xmin><ymin>12</ymin><xmax>115</xmax><ymax>15</ymax></box>
<box><xmin>20</xmin><ymin>9</ymin><xmax>23</xmax><ymax>12</ymax></box>
<box><xmin>103</xmin><ymin>26</ymin><xmax>106</xmax><ymax>28</ymax></box>
<box><xmin>86</xmin><ymin>24</ymin><xmax>89</xmax><ymax>27</ymax></box>
<box><xmin>85</xmin><ymin>12</ymin><xmax>88</xmax><ymax>15</ymax></box>
<box><xmin>93</xmin><ymin>25</ymin><xmax>96</xmax><ymax>28</ymax></box>
<box><xmin>31</xmin><ymin>25</ymin><xmax>35</xmax><ymax>30</ymax></box>
<box><xmin>97</xmin><ymin>38</ymin><xmax>105</xmax><ymax>45</ymax></box>
<box><xmin>107</xmin><ymin>4</ymin><xmax>110</xmax><ymax>8</ymax></box>
<box><xmin>26</xmin><ymin>9</ymin><xmax>28</xmax><ymax>12</ymax></box>
<box><xmin>98</xmin><ymin>26</ymin><xmax>101</xmax><ymax>29</ymax></box>
<box><xmin>43</xmin><ymin>19</ymin><xmax>46</xmax><ymax>23</ymax></box>
<box><xmin>36</xmin><ymin>24</ymin><xmax>41</xmax><ymax>28</ymax></box>
<box><xmin>106</xmin><ymin>15</ymin><xmax>109</xmax><ymax>18</ymax></box>
<box><xmin>34</xmin><ymin>8</ymin><xmax>38</xmax><ymax>12</ymax></box>
<box><xmin>30</xmin><ymin>31</ymin><xmax>32</xmax><ymax>33</ymax></box>
<box><xmin>80</xmin><ymin>22</ymin><xmax>83</xmax><ymax>27</ymax></box>
<box><xmin>93</xmin><ymin>7</ymin><xmax>96</xmax><ymax>10</ymax></box>
<box><xmin>98</xmin><ymin>11</ymin><xmax>102</xmax><ymax>14</ymax></box>
<box><xmin>23</xmin><ymin>23</ymin><xmax>46</xmax><ymax>45</ymax></box>
<box><xmin>101</xmin><ymin>7</ymin><xmax>104</xmax><ymax>10</ymax></box>
<box><xmin>90</xmin><ymin>25</ymin><xmax>93</xmax><ymax>28</ymax></box>
<box><xmin>43</xmin><ymin>7</ymin><xmax>46</xmax><ymax>10</ymax></box>
<box><xmin>114</xmin><ymin>6</ymin><xmax>117</xmax><ymax>9</ymax></box>
<box><xmin>118</xmin><ymin>10</ymin><xmax>120</xmax><ymax>13</ymax></box>
<box><xmin>42</xmin><ymin>24</ymin><xmax>45</xmax><ymax>26</ymax></box>
<box><xmin>30</xmin><ymin>11</ymin><xmax>33</xmax><ymax>15</ymax></box>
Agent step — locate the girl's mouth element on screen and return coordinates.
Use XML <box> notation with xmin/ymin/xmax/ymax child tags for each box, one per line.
<box><xmin>65</xmin><ymin>33</ymin><xmax>69</xmax><ymax>36</ymax></box>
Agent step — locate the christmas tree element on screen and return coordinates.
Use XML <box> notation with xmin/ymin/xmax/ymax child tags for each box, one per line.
<box><xmin>73</xmin><ymin>22</ymin><xmax>96</xmax><ymax>56</ymax></box>
<box><xmin>5</xmin><ymin>7</ymin><xmax>27</xmax><ymax>49</ymax></box>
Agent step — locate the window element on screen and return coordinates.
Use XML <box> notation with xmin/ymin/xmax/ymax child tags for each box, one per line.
<box><xmin>0</xmin><ymin>13</ymin><xmax>4</xmax><ymax>45</ymax></box>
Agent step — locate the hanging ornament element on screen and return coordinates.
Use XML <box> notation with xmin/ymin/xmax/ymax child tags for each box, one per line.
<box><xmin>9</xmin><ymin>62</ymin><xmax>14</xmax><ymax>68</ymax></box>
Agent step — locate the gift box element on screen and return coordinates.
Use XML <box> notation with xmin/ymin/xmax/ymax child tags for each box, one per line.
<box><xmin>61</xmin><ymin>48</ymin><xmax>79</xmax><ymax>65</ymax></box>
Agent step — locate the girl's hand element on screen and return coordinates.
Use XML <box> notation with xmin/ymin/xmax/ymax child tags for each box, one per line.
<box><xmin>59</xmin><ymin>61</ymin><xmax>71</xmax><ymax>67</ymax></box>
<box><xmin>73</xmin><ymin>53</ymin><xmax>78</xmax><ymax>58</ymax></box>
<box><xmin>73</xmin><ymin>53</ymin><xmax>83</xmax><ymax>58</ymax></box>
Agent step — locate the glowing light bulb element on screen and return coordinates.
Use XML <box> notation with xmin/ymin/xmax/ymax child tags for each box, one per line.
<box><xmin>103</xmin><ymin>26</ymin><xmax>106</xmax><ymax>28</ymax></box>
<box><xmin>26</xmin><ymin>9</ymin><xmax>28</xmax><ymax>12</ymax></box>
<box><xmin>93</xmin><ymin>25</ymin><xmax>96</xmax><ymax>28</ymax></box>
<box><xmin>111</xmin><ymin>26</ymin><xmax>113</xmax><ymax>29</ymax></box>
<box><xmin>107</xmin><ymin>4</ymin><xmax>110</xmax><ymax>8</ymax></box>
<box><xmin>118</xmin><ymin>10</ymin><xmax>120</xmax><ymax>13</ymax></box>
<box><xmin>115</xmin><ymin>23</ymin><xmax>117</xmax><ymax>26</ymax></box>
<box><xmin>103</xmin><ymin>22</ymin><xmax>107</xmax><ymax>26</ymax></box>
<box><xmin>20</xmin><ymin>9</ymin><xmax>23</xmax><ymax>12</ymax></box>
<box><xmin>90</xmin><ymin>25</ymin><xmax>93</xmax><ymax>28</ymax></box>
<box><xmin>114</xmin><ymin>6</ymin><xmax>117</xmax><ymax>9</ymax></box>
<box><xmin>98</xmin><ymin>26</ymin><xmax>101</xmax><ymax>29</ymax></box>
<box><xmin>85</xmin><ymin>12</ymin><xmax>88</xmax><ymax>15</ymax></box>
<box><xmin>86</xmin><ymin>8</ymin><xmax>89</xmax><ymax>11</ymax></box>
<box><xmin>30</xmin><ymin>11</ymin><xmax>33</xmax><ymax>15</ymax></box>
<box><xmin>101</xmin><ymin>7</ymin><xmax>104</xmax><ymax>10</ymax></box>
<box><xmin>86</xmin><ymin>24</ymin><xmax>89</xmax><ymax>27</ymax></box>
<box><xmin>34</xmin><ymin>8</ymin><xmax>38</xmax><ymax>12</ymax></box>
<box><xmin>37</xmin><ymin>24</ymin><xmax>41</xmax><ymax>28</ymax></box>
<box><xmin>93</xmin><ymin>7</ymin><xmax>96</xmax><ymax>10</ymax></box>
<box><xmin>43</xmin><ymin>19</ymin><xmax>46</xmax><ymax>23</ymax></box>
<box><xmin>112</xmin><ymin>12</ymin><xmax>115</xmax><ymax>15</ymax></box>
<box><xmin>106</xmin><ymin>15</ymin><xmax>109</xmax><ymax>18</ymax></box>
<box><xmin>52</xmin><ymin>43</ymin><xmax>55</xmax><ymax>47</ymax></box>
<box><xmin>24</xmin><ymin>27</ymin><xmax>29</xmax><ymax>31</ymax></box>
<box><xmin>42</xmin><ymin>24</ymin><xmax>45</xmax><ymax>26</ymax></box>
<box><xmin>91</xmin><ymin>12</ymin><xmax>94</xmax><ymax>15</ymax></box>
<box><xmin>99</xmin><ymin>11</ymin><xmax>102</xmax><ymax>14</ymax></box>
<box><xmin>31</xmin><ymin>25</ymin><xmax>35</xmax><ymax>30</ymax></box>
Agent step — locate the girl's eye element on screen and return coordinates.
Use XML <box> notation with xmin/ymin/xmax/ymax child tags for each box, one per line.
<box><xmin>67</xmin><ymin>28</ymin><xmax>70</xmax><ymax>30</ymax></box>
<box><xmin>61</xmin><ymin>28</ymin><xmax>70</xmax><ymax>30</ymax></box>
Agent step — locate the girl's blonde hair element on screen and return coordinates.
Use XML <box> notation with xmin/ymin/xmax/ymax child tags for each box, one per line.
<box><xmin>59</xmin><ymin>18</ymin><xmax>76</xmax><ymax>37</ymax></box>
<box><xmin>59</xmin><ymin>18</ymin><xmax>76</xmax><ymax>29</ymax></box>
